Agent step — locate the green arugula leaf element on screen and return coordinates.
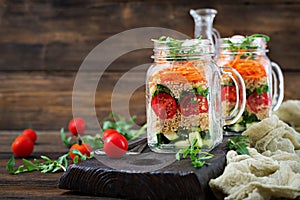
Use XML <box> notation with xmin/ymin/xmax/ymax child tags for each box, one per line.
<box><xmin>238</xmin><ymin>111</ymin><xmax>259</xmax><ymax>126</ymax></box>
<box><xmin>61</xmin><ymin>127</ymin><xmax>103</xmax><ymax>149</ymax></box>
<box><xmin>195</xmin><ymin>86</ymin><xmax>209</xmax><ymax>97</ymax></box>
<box><xmin>227</xmin><ymin>135</ymin><xmax>251</xmax><ymax>155</ymax></box>
<box><xmin>100</xmin><ymin>113</ymin><xmax>147</xmax><ymax>141</ymax></box>
<box><xmin>73</xmin><ymin>155</ymin><xmax>79</xmax><ymax>164</ymax></box>
<box><xmin>248</xmin><ymin>34</ymin><xmax>270</xmax><ymax>42</ymax></box>
<box><xmin>70</xmin><ymin>149</ymin><xmax>93</xmax><ymax>164</ymax></box>
<box><xmin>176</xmin><ymin>139</ymin><xmax>214</xmax><ymax>168</ymax></box>
<box><xmin>41</xmin><ymin>155</ymin><xmax>51</xmax><ymax>162</ymax></box>
<box><xmin>6</xmin><ymin>153</ymin><xmax>71</xmax><ymax>174</ymax></box>
<box><xmin>56</xmin><ymin>154</ymin><xmax>69</xmax><ymax>171</ymax></box>
<box><xmin>15</xmin><ymin>166</ymin><xmax>25</xmax><ymax>174</ymax></box>
<box><xmin>153</xmin><ymin>36</ymin><xmax>203</xmax><ymax>60</ymax></box>
<box><xmin>255</xmin><ymin>85</ymin><xmax>269</xmax><ymax>95</ymax></box>
<box><xmin>226</xmin><ymin>34</ymin><xmax>270</xmax><ymax>51</ymax></box>
<box><xmin>60</xmin><ymin>128</ymin><xmax>75</xmax><ymax>148</ymax></box>
<box><xmin>81</xmin><ymin>134</ymin><xmax>103</xmax><ymax>149</ymax></box>
<box><xmin>6</xmin><ymin>156</ymin><xmax>16</xmax><ymax>174</ymax></box>
<box><xmin>22</xmin><ymin>159</ymin><xmax>39</xmax><ymax>171</ymax></box>
<box><xmin>152</xmin><ymin>84</ymin><xmax>175</xmax><ymax>98</ymax></box>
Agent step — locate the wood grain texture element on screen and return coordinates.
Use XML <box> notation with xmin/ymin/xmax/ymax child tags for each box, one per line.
<box><xmin>0</xmin><ymin>131</ymin><xmax>227</xmax><ymax>200</ymax></box>
<box><xmin>0</xmin><ymin>131</ymin><xmax>119</xmax><ymax>199</ymax></box>
<box><xmin>58</xmin><ymin>139</ymin><xmax>228</xmax><ymax>200</ymax></box>
<box><xmin>0</xmin><ymin>0</ymin><xmax>299</xmax><ymax>71</ymax></box>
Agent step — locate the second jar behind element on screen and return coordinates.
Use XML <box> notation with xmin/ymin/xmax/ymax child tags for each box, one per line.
<box><xmin>217</xmin><ymin>35</ymin><xmax>284</xmax><ymax>134</ymax></box>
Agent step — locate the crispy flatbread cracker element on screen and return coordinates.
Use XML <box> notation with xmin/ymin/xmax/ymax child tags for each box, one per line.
<box><xmin>242</xmin><ymin>115</ymin><xmax>279</xmax><ymax>147</ymax></box>
<box><xmin>274</xmin><ymin>100</ymin><xmax>300</xmax><ymax>132</ymax></box>
<box><xmin>210</xmin><ymin>114</ymin><xmax>300</xmax><ymax>199</ymax></box>
<box><xmin>243</xmin><ymin>115</ymin><xmax>300</xmax><ymax>153</ymax></box>
<box><xmin>209</xmin><ymin>149</ymin><xmax>300</xmax><ymax>200</ymax></box>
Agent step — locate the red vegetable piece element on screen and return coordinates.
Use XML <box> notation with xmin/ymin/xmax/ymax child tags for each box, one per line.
<box><xmin>151</xmin><ymin>92</ymin><xmax>177</xmax><ymax>119</ymax></box>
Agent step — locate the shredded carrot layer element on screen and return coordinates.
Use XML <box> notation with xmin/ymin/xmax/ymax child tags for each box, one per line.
<box><xmin>155</xmin><ymin>60</ymin><xmax>206</xmax><ymax>83</ymax></box>
<box><xmin>227</xmin><ymin>52</ymin><xmax>267</xmax><ymax>80</ymax></box>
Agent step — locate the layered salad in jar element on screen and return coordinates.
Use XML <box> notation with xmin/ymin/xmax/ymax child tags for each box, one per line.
<box><xmin>218</xmin><ymin>35</ymin><xmax>272</xmax><ymax>133</ymax></box>
<box><xmin>147</xmin><ymin>59</ymin><xmax>213</xmax><ymax>152</ymax></box>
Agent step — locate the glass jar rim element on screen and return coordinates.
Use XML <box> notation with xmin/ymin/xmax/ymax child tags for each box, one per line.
<box><xmin>190</xmin><ymin>8</ymin><xmax>218</xmax><ymax>16</ymax></box>
<box><xmin>218</xmin><ymin>36</ymin><xmax>268</xmax><ymax>52</ymax></box>
<box><xmin>152</xmin><ymin>37</ymin><xmax>214</xmax><ymax>59</ymax></box>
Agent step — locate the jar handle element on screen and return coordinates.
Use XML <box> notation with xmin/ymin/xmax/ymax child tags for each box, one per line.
<box><xmin>271</xmin><ymin>61</ymin><xmax>284</xmax><ymax>111</ymax></box>
<box><xmin>212</xmin><ymin>28</ymin><xmax>220</xmax><ymax>58</ymax></box>
<box><xmin>212</xmin><ymin>28</ymin><xmax>220</xmax><ymax>48</ymax></box>
<box><xmin>220</xmin><ymin>66</ymin><xmax>246</xmax><ymax>125</ymax></box>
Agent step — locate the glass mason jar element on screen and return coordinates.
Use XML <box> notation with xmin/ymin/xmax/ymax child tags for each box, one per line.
<box><xmin>146</xmin><ymin>37</ymin><xmax>246</xmax><ymax>153</ymax></box>
<box><xmin>189</xmin><ymin>8</ymin><xmax>221</xmax><ymax>53</ymax></box>
<box><xmin>217</xmin><ymin>35</ymin><xmax>284</xmax><ymax>134</ymax></box>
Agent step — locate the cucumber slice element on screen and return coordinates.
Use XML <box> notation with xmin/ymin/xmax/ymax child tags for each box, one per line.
<box><xmin>174</xmin><ymin>140</ymin><xmax>190</xmax><ymax>149</ymax></box>
<box><xmin>164</xmin><ymin>132</ymin><xmax>179</xmax><ymax>141</ymax></box>
<box><xmin>188</xmin><ymin>132</ymin><xmax>203</xmax><ymax>147</ymax></box>
<box><xmin>229</xmin><ymin>123</ymin><xmax>246</xmax><ymax>132</ymax></box>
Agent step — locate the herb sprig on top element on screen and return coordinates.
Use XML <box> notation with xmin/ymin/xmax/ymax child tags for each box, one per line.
<box><xmin>225</xmin><ymin>34</ymin><xmax>270</xmax><ymax>51</ymax></box>
<box><xmin>153</xmin><ymin>36</ymin><xmax>204</xmax><ymax>60</ymax></box>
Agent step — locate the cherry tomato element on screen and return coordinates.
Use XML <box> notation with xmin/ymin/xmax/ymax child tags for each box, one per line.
<box><xmin>69</xmin><ymin>143</ymin><xmax>92</xmax><ymax>162</ymax></box>
<box><xmin>151</xmin><ymin>92</ymin><xmax>177</xmax><ymax>119</ymax></box>
<box><xmin>21</xmin><ymin>129</ymin><xmax>37</xmax><ymax>143</ymax></box>
<box><xmin>179</xmin><ymin>93</ymin><xmax>208</xmax><ymax>116</ymax></box>
<box><xmin>221</xmin><ymin>86</ymin><xmax>237</xmax><ymax>103</ymax></box>
<box><xmin>247</xmin><ymin>92</ymin><xmax>271</xmax><ymax>113</ymax></box>
<box><xmin>102</xmin><ymin>129</ymin><xmax>120</xmax><ymax>141</ymax></box>
<box><xmin>104</xmin><ymin>133</ymin><xmax>128</xmax><ymax>158</ymax></box>
<box><xmin>11</xmin><ymin>135</ymin><xmax>34</xmax><ymax>157</ymax></box>
<box><xmin>68</xmin><ymin>118</ymin><xmax>86</xmax><ymax>136</ymax></box>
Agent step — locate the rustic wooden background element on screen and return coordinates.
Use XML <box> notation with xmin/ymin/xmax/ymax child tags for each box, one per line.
<box><xmin>0</xmin><ymin>0</ymin><xmax>299</xmax><ymax>131</ymax></box>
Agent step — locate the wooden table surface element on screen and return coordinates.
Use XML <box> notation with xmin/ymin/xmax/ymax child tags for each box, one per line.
<box><xmin>0</xmin><ymin>131</ymin><xmax>120</xmax><ymax>199</ymax></box>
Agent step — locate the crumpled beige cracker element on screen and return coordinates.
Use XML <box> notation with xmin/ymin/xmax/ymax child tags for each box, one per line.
<box><xmin>209</xmin><ymin>115</ymin><xmax>300</xmax><ymax>200</ymax></box>
<box><xmin>243</xmin><ymin>115</ymin><xmax>300</xmax><ymax>153</ymax></box>
<box><xmin>209</xmin><ymin>148</ymin><xmax>300</xmax><ymax>200</ymax></box>
<box><xmin>274</xmin><ymin>100</ymin><xmax>300</xmax><ymax>132</ymax></box>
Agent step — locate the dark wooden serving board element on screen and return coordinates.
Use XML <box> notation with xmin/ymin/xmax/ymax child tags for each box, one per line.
<box><xmin>58</xmin><ymin>138</ymin><xmax>229</xmax><ymax>200</ymax></box>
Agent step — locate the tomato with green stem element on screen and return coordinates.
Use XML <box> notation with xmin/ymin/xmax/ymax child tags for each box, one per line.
<box><xmin>69</xmin><ymin>141</ymin><xmax>92</xmax><ymax>162</ymax></box>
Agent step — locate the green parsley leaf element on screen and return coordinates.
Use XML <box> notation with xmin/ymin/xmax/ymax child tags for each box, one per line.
<box><xmin>153</xmin><ymin>36</ymin><xmax>203</xmax><ymax>60</ymax></box>
<box><xmin>176</xmin><ymin>139</ymin><xmax>214</xmax><ymax>168</ymax></box>
<box><xmin>226</xmin><ymin>34</ymin><xmax>270</xmax><ymax>51</ymax></box>
<box><xmin>255</xmin><ymin>85</ymin><xmax>269</xmax><ymax>95</ymax></box>
<box><xmin>101</xmin><ymin>113</ymin><xmax>146</xmax><ymax>141</ymax></box>
<box><xmin>60</xmin><ymin>128</ymin><xmax>75</xmax><ymax>149</ymax></box>
<box><xmin>61</xmin><ymin>127</ymin><xmax>103</xmax><ymax>149</ymax></box>
<box><xmin>152</xmin><ymin>84</ymin><xmax>175</xmax><ymax>98</ymax></box>
<box><xmin>22</xmin><ymin>159</ymin><xmax>39</xmax><ymax>171</ymax></box>
<box><xmin>227</xmin><ymin>135</ymin><xmax>251</xmax><ymax>155</ymax></box>
<box><xmin>6</xmin><ymin>156</ymin><xmax>16</xmax><ymax>174</ymax></box>
<box><xmin>6</xmin><ymin>153</ymin><xmax>71</xmax><ymax>174</ymax></box>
